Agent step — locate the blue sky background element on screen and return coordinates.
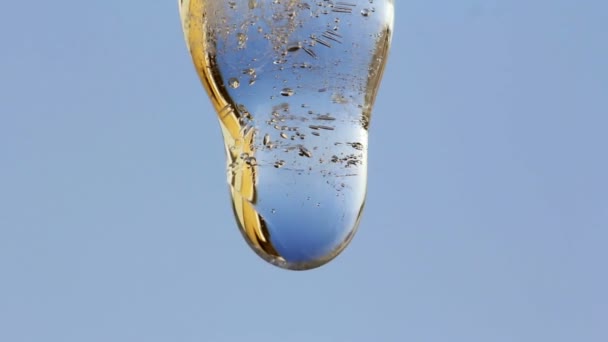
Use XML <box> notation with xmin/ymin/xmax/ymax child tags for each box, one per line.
<box><xmin>1</xmin><ymin>1</ymin><xmax>606</xmax><ymax>341</ymax></box>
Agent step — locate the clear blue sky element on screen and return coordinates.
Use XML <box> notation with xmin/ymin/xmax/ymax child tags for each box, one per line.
<box><xmin>1</xmin><ymin>1</ymin><xmax>606</xmax><ymax>341</ymax></box>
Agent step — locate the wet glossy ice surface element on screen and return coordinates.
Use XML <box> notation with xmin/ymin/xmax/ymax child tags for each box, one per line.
<box><xmin>179</xmin><ymin>0</ymin><xmax>393</xmax><ymax>270</ymax></box>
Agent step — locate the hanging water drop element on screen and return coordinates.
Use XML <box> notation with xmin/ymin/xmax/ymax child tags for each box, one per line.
<box><xmin>179</xmin><ymin>0</ymin><xmax>394</xmax><ymax>270</ymax></box>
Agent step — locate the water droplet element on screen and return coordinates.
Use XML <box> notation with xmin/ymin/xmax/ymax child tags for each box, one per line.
<box><xmin>179</xmin><ymin>0</ymin><xmax>394</xmax><ymax>270</ymax></box>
